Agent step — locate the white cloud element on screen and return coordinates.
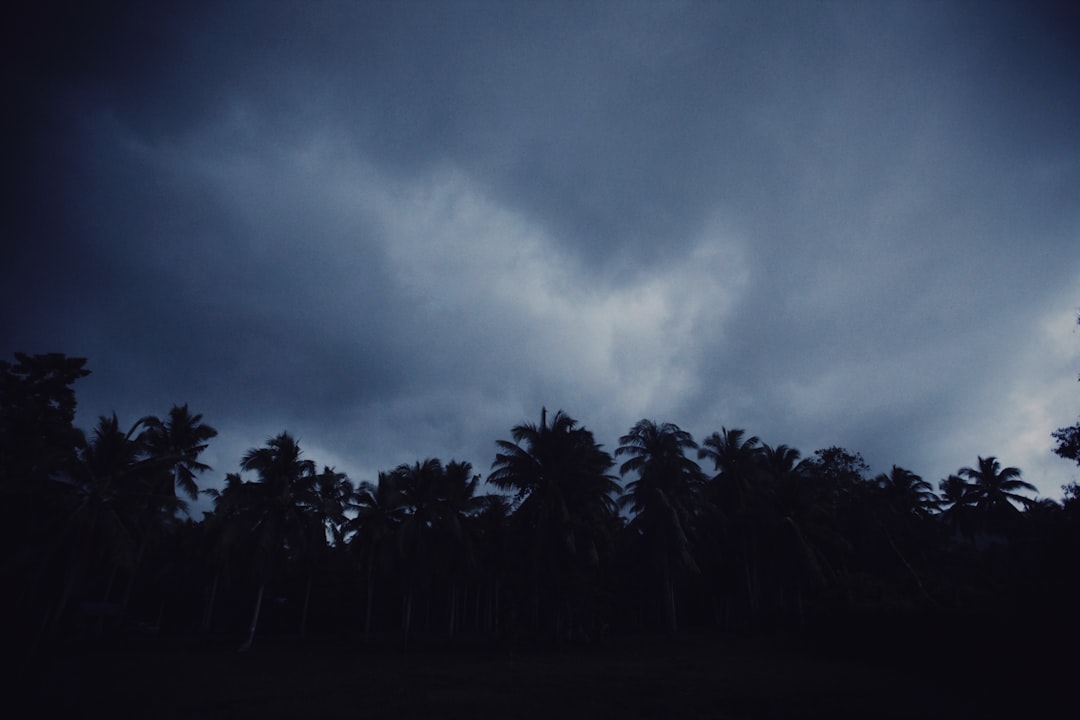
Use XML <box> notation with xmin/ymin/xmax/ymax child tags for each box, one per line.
<box><xmin>369</xmin><ymin>168</ymin><xmax>751</xmax><ymax>422</ymax></box>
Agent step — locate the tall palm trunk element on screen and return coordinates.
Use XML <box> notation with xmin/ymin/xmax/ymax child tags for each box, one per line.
<box><xmin>48</xmin><ymin>511</ymin><xmax>98</xmax><ymax>640</ymax></box>
<box><xmin>876</xmin><ymin>518</ymin><xmax>938</xmax><ymax>605</ymax></box>
<box><xmin>200</xmin><ymin>572</ymin><xmax>219</xmax><ymax>633</ymax></box>
<box><xmin>119</xmin><ymin>540</ymin><xmax>147</xmax><ymax>618</ymax></box>
<box><xmin>299</xmin><ymin>570</ymin><xmax>313</xmax><ymax>639</ymax></box>
<box><xmin>364</xmin><ymin>561</ymin><xmax>376</xmax><ymax>638</ymax></box>
<box><xmin>447</xmin><ymin>582</ymin><xmax>458</xmax><ymax>640</ymax></box>
<box><xmin>238</xmin><ymin>581</ymin><xmax>265</xmax><ymax>652</ymax></box>
<box><xmin>402</xmin><ymin>590</ymin><xmax>414</xmax><ymax>643</ymax></box>
<box><xmin>95</xmin><ymin>563</ymin><xmax>120</xmax><ymax>636</ymax></box>
<box><xmin>664</xmin><ymin>570</ymin><xmax>678</xmax><ymax>634</ymax></box>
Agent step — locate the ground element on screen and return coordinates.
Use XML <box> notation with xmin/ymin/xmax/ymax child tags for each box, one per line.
<box><xmin>16</xmin><ymin>628</ymin><xmax>1064</xmax><ymax>719</ymax></box>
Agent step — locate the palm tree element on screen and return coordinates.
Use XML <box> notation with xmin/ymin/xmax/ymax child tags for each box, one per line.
<box><xmin>139</xmin><ymin>404</ymin><xmax>218</xmax><ymax>502</ymax></box>
<box><xmin>938</xmin><ymin>474</ymin><xmax>976</xmax><ymax>540</ymax></box>
<box><xmin>392</xmin><ymin>458</ymin><xmax>445</xmax><ymax>639</ymax></box>
<box><xmin>471</xmin><ymin>493</ymin><xmax>513</xmax><ymax>635</ymax></box>
<box><xmin>958</xmin><ymin>456</ymin><xmax>1036</xmax><ymax>535</ymax></box>
<box><xmin>0</xmin><ymin>353</ymin><xmax>89</xmax><ymax>601</ymax></box>
<box><xmin>756</xmin><ymin>444</ymin><xmax>841</xmax><ymax>623</ymax></box>
<box><xmin>345</xmin><ymin>471</ymin><xmax>405</xmax><ymax>638</ymax></box>
<box><xmin>872</xmin><ymin>466</ymin><xmax>939</xmax><ymax>603</ymax></box>
<box><xmin>49</xmin><ymin>414</ymin><xmax>181</xmax><ymax>636</ymax></box>
<box><xmin>699</xmin><ymin>428</ymin><xmax>762</xmax><ymax>498</ymax></box>
<box><xmin>435</xmin><ymin>460</ymin><xmax>486</xmax><ymax>638</ymax></box>
<box><xmin>233</xmin><ymin>432</ymin><xmax>317</xmax><ymax>651</ymax></box>
<box><xmin>295</xmin><ymin>465</ymin><xmax>353</xmax><ymax>637</ymax></box>
<box><xmin>616</xmin><ymin>419</ymin><xmax>704</xmax><ymax>632</ymax></box>
<box><xmin>198</xmin><ymin>472</ymin><xmax>249</xmax><ymax>633</ymax></box>
<box><xmin>113</xmin><ymin>405</ymin><xmax>217</xmax><ymax>622</ymax></box>
<box><xmin>697</xmin><ymin>428</ymin><xmax>765</xmax><ymax>626</ymax></box>
<box><xmin>489</xmin><ymin>408</ymin><xmax>619</xmax><ymax>640</ymax></box>
<box><xmin>876</xmin><ymin>466</ymin><xmax>938</xmax><ymax>521</ymax></box>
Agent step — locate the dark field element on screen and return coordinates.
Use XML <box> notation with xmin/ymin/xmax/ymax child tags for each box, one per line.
<box><xmin>18</xmin><ymin>626</ymin><xmax>1065</xmax><ymax>719</ymax></box>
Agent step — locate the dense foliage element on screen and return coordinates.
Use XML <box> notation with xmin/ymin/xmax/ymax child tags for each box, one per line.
<box><xmin>3</xmin><ymin>351</ymin><xmax>1080</xmax><ymax>654</ymax></box>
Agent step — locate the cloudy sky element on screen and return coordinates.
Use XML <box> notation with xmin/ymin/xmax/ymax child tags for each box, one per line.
<box><xmin>5</xmin><ymin>0</ymin><xmax>1079</xmax><ymax>515</ymax></box>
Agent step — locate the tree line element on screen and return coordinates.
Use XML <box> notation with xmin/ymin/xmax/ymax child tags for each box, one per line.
<box><xmin>3</xmin><ymin>351</ymin><xmax>1080</xmax><ymax>652</ymax></box>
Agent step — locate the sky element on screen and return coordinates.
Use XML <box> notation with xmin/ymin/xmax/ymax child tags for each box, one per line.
<box><xmin>4</xmin><ymin>0</ymin><xmax>1079</xmax><ymax>518</ymax></box>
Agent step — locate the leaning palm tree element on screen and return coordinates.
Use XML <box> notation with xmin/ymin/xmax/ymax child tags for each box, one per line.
<box><xmin>616</xmin><ymin>419</ymin><xmax>704</xmax><ymax>633</ymax></box>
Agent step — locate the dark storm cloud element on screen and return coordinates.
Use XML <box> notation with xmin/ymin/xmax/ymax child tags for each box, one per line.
<box><xmin>4</xmin><ymin>1</ymin><xmax>1080</xmax><ymax>510</ymax></box>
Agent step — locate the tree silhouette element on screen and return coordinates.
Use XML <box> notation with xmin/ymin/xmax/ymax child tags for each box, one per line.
<box><xmin>1</xmin><ymin>353</ymin><xmax>90</xmax><ymax>642</ymax></box>
<box><xmin>231</xmin><ymin>432</ymin><xmax>317</xmax><ymax>651</ymax></box>
<box><xmin>0</xmin><ymin>352</ymin><xmax>90</xmax><ymax>493</ymax></box>
<box><xmin>16</xmin><ymin>342</ymin><xmax>1080</xmax><ymax>700</ymax></box>
<box><xmin>392</xmin><ymin>458</ymin><xmax>446</xmax><ymax>639</ymax></box>
<box><xmin>470</xmin><ymin>493</ymin><xmax>513</xmax><ymax>635</ymax></box>
<box><xmin>1052</xmin><ymin>313</ymin><xmax>1080</xmax><ymax>466</ymax></box>
<box><xmin>50</xmin><ymin>414</ymin><xmax>183</xmax><ymax>636</ymax></box>
<box><xmin>937</xmin><ymin>473</ymin><xmax>975</xmax><ymax>540</ymax></box>
<box><xmin>296</xmin><ymin>465</ymin><xmax>353</xmax><ymax>638</ymax></box>
<box><xmin>697</xmin><ymin>428</ymin><xmax>765</xmax><ymax>625</ymax></box>
<box><xmin>871</xmin><ymin>466</ymin><xmax>938</xmax><ymax>604</ymax></box>
<box><xmin>489</xmin><ymin>408</ymin><xmax>618</xmax><ymax>640</ymax></box>
<box><xmin>756</xmin><ymin>444</ymin><xmax>841</xmax><ymax>623</ymax></box>
<box><xmin>876</xmin><ymin>465</ymin><xmax>937</xmax><ymax>521</ymax></box>
<box><xmin>958</xmin><ymin>456</ymin><xmax>1035</xmax><ymax>536</ymax></box>
<box><xmin>1053</xmin><ymin>422</ymin><xmax>1080</xmax><ymax>465</ymax></box>
<box><xmin>347</xmin><ymin>471</ymin><xmax>407</xmax><ymax>637</ymax></box>
<box><xmin>616</xmin><ymin>419</ymin><xmax>704</xmax><ymax>632</ymax></box>
<box><xmin>197</xmin><ymin>473</ymin><xmax>249</xmax><ymax>634</ymax></box>
<box><xmin>139</xmin><ymin>404</ymin><xmax>218</xmax><ymax>503</ymax></box>
<box><xmin>435</xmin><ymin>460</ymin><xmax>486</xmax><ymax>639</ymax></box>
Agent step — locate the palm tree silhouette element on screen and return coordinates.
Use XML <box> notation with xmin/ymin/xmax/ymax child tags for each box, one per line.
<box><xmin>699</xmin><ymin>428</ymin><xmax>762</xmax><ymax>497</ymax></box>
<box><xmin>938</xmin><ymin>473</ymin><xmax>976</xmax><ymax>540</ymax></box>
<box><xmin>139</xmin><ymin>404</ymin><xmax>218</xmax><ymax>502</ymax></box>
<box><xmin>698</xmin><ymin>428</ymin><xmax>765</xmax><ymax>625</ymax></box>
<box><xmin>616</xmin><ymin>419</ymin><xmax>704</xmax><ymax>633</ymax></box>
<box><xmin>471</xmin><ymin>493</ymin><xmax>513</xmax><ymax>635</ymax></box>
<box><xmin>872</xmin><ymin>466</ymin><xmax>939</xmax><ymax>603</ymax></box>
<box><xmin>876</xmin><ymin>466</ymin><xmax>937</xmax><ymax>521</ymax></box>
<box><xmin>392</xmin><ymin>458</ymin><xmax>445</xmax><ymax>639</ymax></box>
<box><xmin>488</xmin><ymin>408</ymin><xmax>619</xmax><ymax>640</ymax></box>
<box><xmin>958</xmin><ymin>456</ymin><xmax>1036</xmax><ymax>536</ymax></box>
<box><xmin>114</xmin><ymin>405</ymin><xmax>217</xmax><ymax>622</ymax></box>
<box><xmin>197</xmin><ymin>473</ymin><xmax>249</xmax><ymax>634</ymax></box>
<box><xmin>232</xmin><ymin>432</ymin><xmax>317</xmax><ymax>651</ymax></box>
<box><xmin>50</xmin><ymin>414</ymin><xmax>182</xmax><ymax>636</ymax></box>
<box><xmin>435</xmin><ymin>460</ymin><xmax>486</xmax><ymax>639</ymax></box>
<box><xmin>347</xmin><ymin>471</ymin><xmax>406</xmax><ymax>638</ymax></box>
<box><xmin>296</xmin><ymin>465</ymin><xmax>353</xmax><ymax>637</ymax></box>
<box><xmin>756</xmin><ymin>444</ymin><xmax>840</xmax><ymax>623</ymax></box>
